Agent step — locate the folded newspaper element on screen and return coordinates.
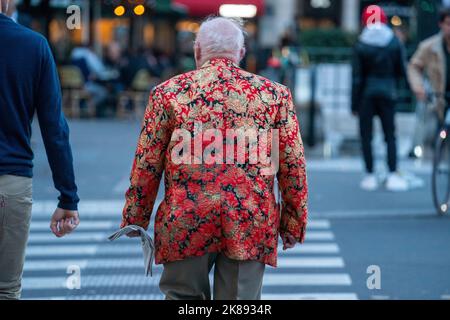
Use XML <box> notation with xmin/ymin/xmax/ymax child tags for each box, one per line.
<box><xmin>108</xmin><ymin>225</ymin><xmax>155</xmax><ymax>277</ymax></box>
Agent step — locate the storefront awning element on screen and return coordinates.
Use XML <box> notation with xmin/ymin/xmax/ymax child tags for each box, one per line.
<box><xmin>155</xmin><ymin>0</ymin><xmax>188</xmax><ymax>15</ymax></box>
<box><xmin>172</xmin><ymin>0</ymin><xmax>265</xmax><ymax>18</ymax></box>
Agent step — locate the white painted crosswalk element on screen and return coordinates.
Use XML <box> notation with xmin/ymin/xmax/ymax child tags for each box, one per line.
<box><xmin>21</xmin><ymin>200</ymin><xmax>358</xmax><ymax>300</ymax></box>
<box><xmin>27</xmin><ymin>230</ymin><xmax>335</xmax><ymax>243</ymax></box>
<box><xmin>23</xmin><ymin>257</ymin><xmax>344</xmax><ymax>271</ymax></box>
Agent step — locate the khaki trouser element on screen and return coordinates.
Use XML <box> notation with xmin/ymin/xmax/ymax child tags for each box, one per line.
<box><xmin>159</xmin><ymin>253</ymin><xmax>266</xmax><ymax>300</ymax></box>
<box><xmin>0</xmin><ymin>175</ymin><xmax>33</xmax><ymax>300</ymax></box>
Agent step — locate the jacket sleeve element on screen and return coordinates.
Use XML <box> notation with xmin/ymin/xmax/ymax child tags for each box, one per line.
<box><xmin>36</xmin><ymin>38</ymin><xmax>79</xmax><ymax>211</ymax></box>
<box><xmin>351</xmin><ymin>45</ymin><xmax>364</xmax><ymax>113</ymax></box>
<box><xmin>408</xmin><ymin>42</ymin><xmax>427</xmax><ymax>93</ymax></box>
<box><xmin>121</xmin><ymin>87</ymin><xmax>174</xmax><ymax>230</ymax></box>
<box><xmin>275</xmin><ymin>88</ymin><xmax>308</xmax><ymax>243</ymax></box>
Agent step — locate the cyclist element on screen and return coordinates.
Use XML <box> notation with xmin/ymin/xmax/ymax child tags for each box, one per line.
<box><xmin>408</xmin><ymin>7</ymin><xmax>450</xmax><ymax>147</ymax></box>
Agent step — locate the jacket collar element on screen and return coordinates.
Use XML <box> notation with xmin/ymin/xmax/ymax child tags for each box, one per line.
<box><xmin>200</xmin><ymin>57</ymin><xmax>241</xmax><ymax>70</ymax></box>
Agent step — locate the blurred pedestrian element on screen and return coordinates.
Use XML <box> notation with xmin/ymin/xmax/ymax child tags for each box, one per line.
<box><xmin>120</xmin><ymin>17</ymin><xmax>308</xmax><ymax>300</ymax></box>
<box><xmin>104</xmin><ymin>41</ymin><xmax>123</xmax><ymax>69</ymax></box>
<box><xmin>103</xmin><ymin>41</ymin><xmax>127</xmax><ymax>106</ymax></box>
<box><xmin>71</xmin><ymin>44</ymin><xmax>111</xmax><ymax>111</ymax></box>
<box><xmin>352</xmin><ymin>5</ymin><xmax>408</xmax><ymax>192</ymax></box>
<box><xmin>408</xmin><ymin>7</ymin><xmax>450</xmax><ymax>156</ymax></box>
<box><xmin>121</xmin><ymin>47</ymin><xmax>161</xmax><ymax>89</ymax></box>
<box><xmin>0</xmin><ymin>0</ymin><xmax>80</xmax><ymax>300</ymax></box>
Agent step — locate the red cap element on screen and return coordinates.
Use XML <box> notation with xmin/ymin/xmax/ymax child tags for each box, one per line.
<box><xmin>267</xmin><ymin>57</ymin><xmax>281</xmax><ymax>68</ymax></box>
<box><xmin>361</xmin><ymin>5</ymin><xmax>388</xmax><ymax>27</ymax></box>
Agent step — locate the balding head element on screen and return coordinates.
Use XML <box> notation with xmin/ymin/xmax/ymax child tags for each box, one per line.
<box><xmin>194</xmin><ymin>17</ymin><xmax>246</xmax><ymax>68</ymax></box>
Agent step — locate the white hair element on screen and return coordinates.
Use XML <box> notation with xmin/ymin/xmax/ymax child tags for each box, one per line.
<box><xmin>195</xmin><ymin>17</ymin><xmax>246</xmax><ymax>62</ymax></box>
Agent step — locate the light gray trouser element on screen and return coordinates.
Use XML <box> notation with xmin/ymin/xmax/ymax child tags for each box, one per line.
<box><xmin>0</xmin><ymin>175</ymin><xmax>33</xmax><ymax>300</ymax></box>
<box><xmin>159</xmin><ymin>253</ymin><xmax>266</xmax><ymax>300</ymax></box>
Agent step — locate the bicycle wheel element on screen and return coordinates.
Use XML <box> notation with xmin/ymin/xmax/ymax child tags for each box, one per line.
<box><xmin>432</xmin><ymin>127</ymin><xmax>450</xmax><ymax>216</ymax></box>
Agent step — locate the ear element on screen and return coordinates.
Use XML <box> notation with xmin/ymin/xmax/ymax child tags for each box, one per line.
<box><xmin>194</xmin><ymin>44</ymin><xmax>202</xmax><ymax>62</ymax></box>
<box><xmin>239</xmin><ymin>47</ymin><xmax>246</xmax><ymax>61</ymax></box>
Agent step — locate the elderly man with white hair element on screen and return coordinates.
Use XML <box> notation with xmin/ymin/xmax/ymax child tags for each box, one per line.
<box><xmin>121</xmin><ymin>17</ymin><xmax>308</xmax><ymax>300</ymax></box>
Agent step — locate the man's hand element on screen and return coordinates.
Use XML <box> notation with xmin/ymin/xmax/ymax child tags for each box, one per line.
<box><xmin>120</xmin><ymin>220</ymin><xmax>142</xmax><ymax>238</ymax></box>
<box><xmin>281</xmin><ymin>233</ymin><xmax>297</xmax><ymax>250</ymax></box>
<box><xmin>352</xmin><ymin>110</ymin><xmax>359</xmax><ymax>117</ymax></box>
<box><xmin>126</xmin><ymin>231</ymin><xmax>140</xmax><ymax>238</ymax></box>
<box><xmin>50</xmin><ymin>208</ymin><xmax>80</xmax><ymax>238</ymax></box>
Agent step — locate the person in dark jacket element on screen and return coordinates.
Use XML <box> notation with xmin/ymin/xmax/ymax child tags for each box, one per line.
<box><xmin>352</xmin><ymin>5</ymin><xmax>409</xmax><ymax>192</ymax></box>
<box><xmin>0</xmin><ymin>0</ymin><xmax>80</xmax><ymax>300</ymax></box>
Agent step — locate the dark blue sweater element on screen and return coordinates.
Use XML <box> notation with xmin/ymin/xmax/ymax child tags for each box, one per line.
<box><xmin>0</xmin><ymin>14</ymin><xmax>79</xmax><ymax>210</ymax></box>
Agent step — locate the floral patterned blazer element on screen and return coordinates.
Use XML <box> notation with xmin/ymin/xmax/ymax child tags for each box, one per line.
<box><xmin>121</xmin><ymin>58</ymin><xmax>308</xmax><ymax>267</ymax></box>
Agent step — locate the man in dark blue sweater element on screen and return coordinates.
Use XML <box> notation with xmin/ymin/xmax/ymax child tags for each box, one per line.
<box><xmin>0</xmin><ymin>0</ymin><xmax>80</xmax><ymax>300</ymax></box>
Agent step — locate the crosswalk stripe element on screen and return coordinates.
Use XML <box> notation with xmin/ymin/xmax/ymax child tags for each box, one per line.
<box><xmin>304</xmin><ymin>231</ymin><xmax>334</xmax><ymax>241</ymax></box>
<box><xmin>30</xmin><ymin>221</ymin><xmax>115</xmax><ymax>231</ymax></box>
<box><xmin>27</xmin><ymin>231</ymin><xmax>334</xmax><ymax>243</ymax></box>
<box><xmin>31</xmin><ymin>201</ymin><xmax>125</xmax><ymax>216</ymax></box>
<box><xmin>24</xmin><ymin>292</ymin><xmax>359</xmax><ymax>300</ymax></box>
<box><xmin>24</xmin><ymin>257</ymin><xmax>344</xmax><ymax>272</ymax></box>
<box><xmin>262</xmin><ymin>274</ymin><xmax>352</xmax><ymax>286</ymax></box>
<box><xmin>308</xmin><ymin>220</ymin><xmax>330</xmax><ymax>229</ymax></box>
<box><xmin>26</xmin><ymin>245</ymin><xmax>98</xmax><ymax>256</ymax></box>
<box><xmin>278</xmin><ymin>257</ymin><xmax>344</xmax><ymax>268</ymax></box>
<box><xmin>22</xmin><ymin>276</ymin><xmax>154</xmax><ymax>290</ymax></box>
<box><xmin>23</xmin><ymin>294</ymin><xmax>165</xmax><ymax>300</ymax></box>
<box><xmin>278</xmin><ymin>244</ymin><xmax>339</xmax><ymax>254</ymax></box>
<box><xmin>22</xmin><ymin>273</ymin><xmax>352</xmax><ymax>290</ymax></box>
<box><xmin>28</xmin><ymin>233</ymin><xmax>109</xmax><ymax>242</ymax></box>
<box><xmin>261</xmin><ymin>293</ymin><xmax>358</xmax><ymax>300</ymax></box>
<box><xmin>25</xmin><ymin>243</ymin><xmax>339</xmax><ymax>257</ymax></box>
<box><xmin>24</xmin><ymin>260</ymin><xmax>89</xmax><ymax>271</ymax></box>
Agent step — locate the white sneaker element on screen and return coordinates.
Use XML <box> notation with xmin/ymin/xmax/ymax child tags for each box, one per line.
<box><xmin>360</xmin><ymin>174</ymin><xmax>379</xmax><ymax>191</ymax></box>
<box><xmin>386</xmin><ymin>173</ymin><xmax>409</xmax><ymax>192</ymax></box>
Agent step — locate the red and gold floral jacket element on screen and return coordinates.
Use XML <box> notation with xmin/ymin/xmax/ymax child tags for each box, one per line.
<box><xmin>121</xmin><ymin>58</ymin><xmax>308</xmax><ymax>267</ymax></box>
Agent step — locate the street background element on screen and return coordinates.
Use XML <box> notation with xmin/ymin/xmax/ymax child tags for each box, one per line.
<box><xmin>6</xmin><ymin>0</ymin><xmax>450</xmax><ymax>300</ymax></box>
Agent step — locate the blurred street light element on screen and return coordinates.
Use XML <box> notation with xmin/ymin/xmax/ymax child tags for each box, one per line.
<box><xmin>219</xmin><ymin>4</ymin><xmax>258</xmax><ymax>18</ymax></box>
<box><xmin>134</xmin><ymin>4</ymin><xmax>146</xmax><ymax>16</ymax></box>
<box><xmin>114</xmin><ymin>5</ymin><xmax>126</xmax><ymax>17</ymax></box>
<box><xmin>391</xmin><ymin>15</ymin><xmax>403</xmax><ymax>26</ymax></box>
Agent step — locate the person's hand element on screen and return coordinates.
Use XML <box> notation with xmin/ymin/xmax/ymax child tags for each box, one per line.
<box><xmin>414</xmin><ymin>87</ymin><xmax>426</xmax><ymax>102</ymax></box>
<box><xmin>352</xmin><ymin>110</ymin><xmax>359</xmax><ymax>117</ymax></box>
<box><xmin>281</xmin><ymin>233</ymin><xmax>297</xmax><ymax>250</ymax></box>
<box><xmin>50</xmin><ymin>208</ymin><xmax>80</xmax><ymax>238</ymax></box>
<box><xmin>120</xmin><ymin>220</ymin><xmax>142</xmax><ymax>238</ymax></box>
<box><xmin>126</xmin><ymin>231</ymin><xmax>140</xmax><ymax>238</ymax></box>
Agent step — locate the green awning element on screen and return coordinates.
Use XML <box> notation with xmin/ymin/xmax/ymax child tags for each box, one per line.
<box><xmin>153</xmin><ymin>0</ymin><xmax>187</xmax><ymax>16</ymax></box>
